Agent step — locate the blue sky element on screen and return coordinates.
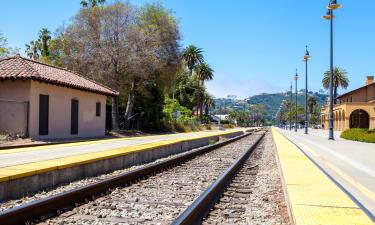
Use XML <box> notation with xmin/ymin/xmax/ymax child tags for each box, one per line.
<box><xmin>1</xmin><ymin>0</ymin><xmax>374</xmax><ymax>98</ymax></box>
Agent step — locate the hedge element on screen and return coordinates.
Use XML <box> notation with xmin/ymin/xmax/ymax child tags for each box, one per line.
<box><xmin>340</xmin><ymin>128</ymin><xmax>375</xmax><ymax>143</ymax></box>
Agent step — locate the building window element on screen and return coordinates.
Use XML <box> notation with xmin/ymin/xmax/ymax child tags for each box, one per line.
<box><xmin>71</xmin><ymin>99</ymin><xmax>79</xmax><ymax>135</ymax></box>
<box><xmin>96</xmin><ymin>102</ymin><xmax>101</xmax><ymax>117</ymax></box>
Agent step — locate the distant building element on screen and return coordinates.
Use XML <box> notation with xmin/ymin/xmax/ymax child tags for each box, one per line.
<box><xmin>227</xmin><ymin>95</ymin><xmax>237</xmax><ymax>100</ymax></box>
<box><xmin>320</xmin><ymin>76</ymin><xmax>375</xmax><ymax>131</ymax></box>
<box><xmin>0</xmin><ymin>55</ymin><xmax>118</xmax><ymax>139</ymax></box>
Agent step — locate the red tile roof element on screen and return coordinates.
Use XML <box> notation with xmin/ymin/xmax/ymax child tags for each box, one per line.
<box><xmin>0</xmin><ymin>55</ymin><xmax>119</xmax><ymax>96</ymax></box>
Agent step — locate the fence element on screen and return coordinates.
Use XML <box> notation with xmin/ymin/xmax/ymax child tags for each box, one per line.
<box><xmin>0</xmin><ymin>99</ymin><xmax>29</xmax><ymax>137</ymax></box>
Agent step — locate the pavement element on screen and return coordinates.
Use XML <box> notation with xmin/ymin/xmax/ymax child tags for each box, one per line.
<box><xmin>0</xmin><ymin>129</ymin><xmax>244</xmax><ymax>169</ymax></box>
<box><xmin>277</xmin><ymin>127</ymin><xmax>375</xmax><ymax>220</ymax></box>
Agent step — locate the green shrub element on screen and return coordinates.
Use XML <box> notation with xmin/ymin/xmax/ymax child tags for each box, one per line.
<box><xmin>205</xmin><ymin>124</ymin><xmax>212</xmax><ymax>130</ymax></box>
<box><xmin>223</xmin><ymin>124</ymin><xmax>235</xmax><ymax>129</ymax></box>
<box><xmin>220</xmin><ymin>119</ymin><xmax>230</xmax><ymax>125</ymax></box>
<box><xmin>163</xmin><ymin>98</ymin><xmax>192</xmax><ymax>124</ymax></box>
<box><xmin>341</xmin><ymin>128</ymin><xmax>375</xmax><ymax>143</ymax></box>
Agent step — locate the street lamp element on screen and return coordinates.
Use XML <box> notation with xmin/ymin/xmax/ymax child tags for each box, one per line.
<box><xmin>294</xmin><ymin>70</ymin><xmax>299</xmax><ymax>132</ymax></box>
<box><xmin>323</xmin><ymin>0</ymin><xmax>342</xmax><ymax>140</ymax></box>
<box><xmin>303</xmin><ymin>46</ymin><xmax>311</xmax><ymax>134</ymax></box>
<box><xmin>289</xmin><ymin>82</ymin><xmax>293</xmax><ymax>131</ymax></box>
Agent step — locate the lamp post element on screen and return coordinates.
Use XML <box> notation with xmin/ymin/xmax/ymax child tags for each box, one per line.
<box><xmin>303</xmin><ymin>46</ymin><xmax>311</xmax><ymax>134</ymax></box>
<box><xmin>323</xmin><ymin>0</ymin><xmax>342</xmax><ymax>140</ymax></box>
<box><xmin>294</xmin><ymin>70</ymin><xmax>299</xmax><ymax>132</ymax></box>
<box><xmin>289</xmin><ymin>82</ymin><xmax>293</xmax><ymax>131</ymax></box>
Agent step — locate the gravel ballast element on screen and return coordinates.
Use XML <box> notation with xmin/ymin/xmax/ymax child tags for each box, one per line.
<box><xmin>203</xmin><ymin>132</ymin><xmax>290</xmax><ymax>225</ymax></box>
<box><xmin>43</xmin><ymin>134</ymin><xmax>261</xmax><ymax>224</ymax></box>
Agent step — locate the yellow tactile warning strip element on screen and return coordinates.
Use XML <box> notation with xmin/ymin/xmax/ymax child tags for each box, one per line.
<box><xmin>0</xmin><ymin>129</ymin><xmax>245</xmax><ymax>183</ymax></box>
<box><xmin>272</xmin><ymin>128</ymin><xmax>374</xmax><ymax>225</ymax></box>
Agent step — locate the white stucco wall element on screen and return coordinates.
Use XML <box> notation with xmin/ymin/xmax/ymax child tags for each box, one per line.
<box><xmin>28</xmin><ymin>81</ymin><xmax>107</xmax><ymax>139</ymax></box>
<box><xmin>0</xmin><ymin>80</ymin><xmax>31</xmax><ymax>136</ymax></box>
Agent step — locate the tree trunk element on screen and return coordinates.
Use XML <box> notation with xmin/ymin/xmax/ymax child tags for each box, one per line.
<box><xmin>205</xmin><ymin>105</ymin><xmax>209</xmax><ymax>115</ymax></box>
<box><xmin>111</xmin><ymin>96</ymin><xmax>119</xmax><ymax>130</ymax></box>
<box><xmin>124</xmin><ymin>80</ymin><xmax>136</xmax><ymax>130</ymax></box>
<box><xmin>196</xmin><ymin>83</ymin><xmax>200</xmax><ymax>120</ymax></box>
<box><xmin>200</xmin><ymin>80</ymin><xmax>204</xmax><ymax>121</ymax></box>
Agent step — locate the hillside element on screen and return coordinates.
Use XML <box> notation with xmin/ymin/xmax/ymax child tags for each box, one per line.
<box><xmin>213</xmin><ymin>92</ymin><xmax>327</xmax><ymax>123</ymax></box>
<box><xmin>246</xmin><ymin>92</ymin><xmax>327</xmax><ymax>122</ymax></box>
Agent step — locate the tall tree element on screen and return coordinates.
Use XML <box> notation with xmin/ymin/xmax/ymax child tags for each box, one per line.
<box><xmin>307</xmin><ymin>95</ymin><xmax>317</xmax><ymax>114</ymax></box>
<box><xmin>0</xmin><ymin>32</ymin><xmax>18</xmax><ymax>58</ymax></box>
<box><xmin>122</xmin><ymin>3</ymin><xmax>180</xmax><ymax>129</ymax></box>
<box><xmin>57</xmin><ymin>2</ymin><xmax>180</xmax><ymax>130</ymax></box>
<box><xmin>38</xmin><ymin>28</ymin><xmax>51</xmax><ymax>57</ymax></box>
<box><xmin>322</xmin><ymin>67</ymin><xmax>349</xmax><ymax>103</ymax></box>
<box><xmin>203</xmin><ymin>93</ymin><xmax>215</xmax><ymax>115</ymax></box>
<box><xmin>80</xmin><ymin>0</ymin><xmax>106</xmax><ymax>8</ymax></box>
<box><xmin>182</xmin><ymin>45</ymin><xmax>203</xmax><ymax>76</ymax></box>
<box><xmin>25</xmin><ymin>40</ymin><xmax>40</xmax><ymax>60</ymax></box>
<box><xmin>195</xmin><ymin>62</ymin><xmax>214</xmax><ymax>118</ymax></box>
<box><xmin>250</xmin><ymin>104</ymin><xmax>266</xmax><ymax>126</ymax></box>
<box><xmin>195</xmin><ymin>62</ymin><xmax>214</xmax><ymax>85</ymax></box>
<box><xmin>0</xmin><ymin>33</ymin><xmax>8</xmax><ymax>57</ymax></box>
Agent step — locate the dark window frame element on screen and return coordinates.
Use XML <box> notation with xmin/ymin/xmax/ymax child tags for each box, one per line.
<box><xmin>39</xmin><ymin>94</ymin><xmax>49</xmax><ymax>136</ymax></box>
<box><xmin>96</xmin><ymin>102</ymin><xmax>101</xmax><ymax>117</ymax></box>
<box><xmin>71</xmin><ymin>98</ymin><xmax>79</xmax><ymax>135</ymax></box>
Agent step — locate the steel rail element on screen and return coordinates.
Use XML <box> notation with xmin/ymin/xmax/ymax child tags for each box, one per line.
<box><xmin>0</xmin><ymin>132</ymin><xmax>254</xmax><ymax>225</ymax></box>
<box><xmin>172</xmin><ymin>131</ymin><xmax>266</xmax><ymax>225</ymax></box>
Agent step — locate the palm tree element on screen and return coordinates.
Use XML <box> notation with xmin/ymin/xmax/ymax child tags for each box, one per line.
<box><xmin>195</xmin><ymin>63</ymin><xmax>214</xmax><ymax>119</ymax></box>
<box><xmin>38</xmin><ymin>28</ymin><xmax>51</xmax><ymax>57</ymax></box>
<box><xmin>81</xmin><ymin>0</ymin><xmax>106</xmax><ymax>8</ymax></box>
<box><xmin>182</xmin><ymin>45</ymin><xmax>203</xmax><ymax>76</ymax></box>
<box><xmin>307</xmin><ymin>96</ymin><xmax>317</xmax><ymax>114</ymax></box>
<box><xmin>25</xmin><ymin>40</ymin><xmax>40</xmax><ymax>60</ymax></box>
<box><xmin>203</xmin><ymin>93</ymin><xmax>215</xmax><ymax>116</ymax></box>
<box><xmin>322</xmin><ymin>67</ymin><xmax>349</xmax><ymax>103</ymax></box>
<box><xmin>195</xmin><ymin>62</ymin><xmax>214</xmax><ymax>85</ymax></box>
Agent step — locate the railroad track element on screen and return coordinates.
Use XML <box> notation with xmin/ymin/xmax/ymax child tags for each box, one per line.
<box><xmin>0</xmin><ymin>130</ymin><xmax>266</xmax><ymax>225</ymax></box>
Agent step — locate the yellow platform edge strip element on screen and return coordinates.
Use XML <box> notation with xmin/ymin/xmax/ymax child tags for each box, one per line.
<box><xmin>0</xmin><ymin>129</ymin><xmax>245</xmax><ymax>182</ymax></box>
<box><xmin>271</xmin><ymin>128</ymin><xmax>374</xmax><ymax>225</ymax></box>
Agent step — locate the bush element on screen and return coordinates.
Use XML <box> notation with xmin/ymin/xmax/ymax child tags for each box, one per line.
<box><xmin>204</xmin><ymin>124</ymin><xmax>212</xmax><ymax>130</ymax></box>
<box><xmin>220</xmin><ymin>119</ymin><xmax>230</xmax><ymax>125</ymax></box>
<box><xmin>163</xmin><ymin>98</ymin><xmax>191</xmax><ymax>124</ymax></box>
<box><xmin>341</xmin><ymin>128</ymin><xmax>375</xmax><ymax>143</ymax></box>
<box><xmin>223</xmin><ymin>124</ymin><xmax>235</xmax><ymax>129</ymax></box>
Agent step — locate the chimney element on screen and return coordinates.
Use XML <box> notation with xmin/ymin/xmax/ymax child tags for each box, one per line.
<box><xmin>366</xmin><ymin>76</ymin><xmax>374</xmax><ymax>85</ymax></box>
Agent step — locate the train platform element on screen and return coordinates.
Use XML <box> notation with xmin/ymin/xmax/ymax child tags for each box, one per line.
<box><xmin>0</xmin><ymin>128</ymin><xmax>246</xmax><ymax>200</ymax></box>
<box><xmin>272</xmin><ymin>128</ymin><xmax>374</xmax><ymax>225</ymax></box>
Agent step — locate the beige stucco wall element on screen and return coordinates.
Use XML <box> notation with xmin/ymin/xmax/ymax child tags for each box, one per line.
<box><xmin>0</xmin><ymin>80</ymin><xmax>31</xmax><ymax>102</ymax></box>
<box><xmin>0</xmin><ymin>80</ymin><xmax>30</xmax><ymax>136</ymax></box>
<box><xmin>368</xmin><ymin>85</ymin><xmax>375</xmax><ymax>101</ymax></box>
<box><xmin>28</xmin><ymin>81</ymin><xmax>107</xmax><ymax>139</ymax></box>
<box><xmin>339</xmin><ymin>84</ymin><xmax>375</xmax><ymax>103</ymax></box>
<box><xmin>321</xmin><ymin>102</ymin><xmax>375</xmax><ymax>131</ymax></box>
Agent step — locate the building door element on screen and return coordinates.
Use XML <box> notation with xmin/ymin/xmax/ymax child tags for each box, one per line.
<box><xmin>39</xmin><ymin>94</ymin><xmax>49</xmax><ymax>135</ymax></box>
<box><xmin>71</xmin><ymin>99</ymin><xmax>79</xmax><ymax>135</ymax></box>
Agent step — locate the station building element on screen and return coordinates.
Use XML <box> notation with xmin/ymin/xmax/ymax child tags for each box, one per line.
<box><xmin>321</xmin><ymin>76</ymin><xmax>375</xmax><ymax>131</ymax></box>
<box><xmin>0</xmin><ymin>55</ymin><xmax>118</xmax><ymax>139</ymax></box>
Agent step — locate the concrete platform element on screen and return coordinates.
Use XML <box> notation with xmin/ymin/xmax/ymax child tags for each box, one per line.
<box><xmin>0</xmin><ymin>129</ymin><xmax>246</xmax><ymax>200</ymax></box>
<box><xmin>272</xmin><ymin>128</ymin><xmax>374</xmax><ymax>225</ymax></box>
